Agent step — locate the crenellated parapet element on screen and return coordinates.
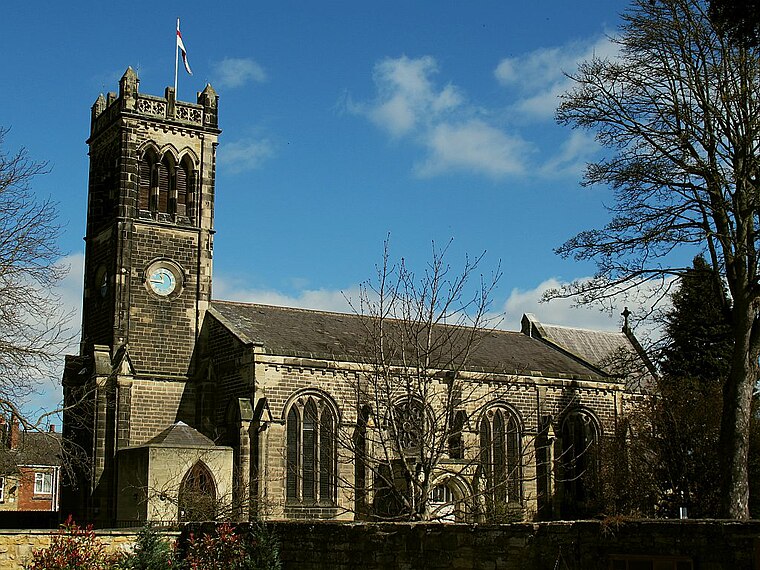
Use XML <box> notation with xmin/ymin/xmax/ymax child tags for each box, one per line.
<box><xmin>90</xmin><ymin>67</ymin><xmax>219</xmax><ymax>139</ymax></box>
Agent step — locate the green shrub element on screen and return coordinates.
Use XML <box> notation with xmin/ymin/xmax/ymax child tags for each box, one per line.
<box><xmin>245</xmin><ymin>521</ymin><xmax>281</xmax><ymax>570</ymax></box>
<box><xmin>127</xmin><ymin>524</ymin><xmax>176</xmax><ymax>570</ymax></box>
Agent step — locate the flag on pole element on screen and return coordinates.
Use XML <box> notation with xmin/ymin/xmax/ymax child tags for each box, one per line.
<box><xmin>176</xmin><ymin>18</ymin><xmax>192</xmax><ymax>75</ymax></box>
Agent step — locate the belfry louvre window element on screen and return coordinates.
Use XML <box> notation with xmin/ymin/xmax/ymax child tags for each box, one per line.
<box><xmin>138</xmin><ymin>150</ymin><xmax>195</xmax><ymax>221</ymax></box>
<box><xmin>138</xmin><ymin>157</ymin><xmax>152</xmax><ymax>211</ymax></box>
<box><xmin>286</xmin><ymin>396</ymin><xmax>336</xmax><ymax>503</ymax></box>
<box><xmin>157</xmin><ymin>159</ymin><xmax>171</xmax><ymax>213</ymax></box>
<box><xmin>479</xmin><ymin>407</ymin><xmax>522</xmax><ymax>509</ymax></box>
<box><xmin>174</xmin><ymin>163</ymin><xmax>188</xmax><ymax>217</ymax></box>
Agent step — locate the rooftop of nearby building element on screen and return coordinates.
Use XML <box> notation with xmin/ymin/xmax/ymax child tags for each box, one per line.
<box><xmin>141</xmin><ymin>421</ymin><xmax>217</xmax><ymax>448</ymax></box>
<box><xmin>209</xmin><ymin>301</ymin><xmax>618</xmax><ymax>381</ymax></box>
<box><xmin>520</xmin><ymin>313</ymin><xmax>656</xmax><ymax>390</ymax></box>
<box><xmin>0</xmin><ymin>418</ymin><xmax>62</xmax><ymax>475</ymax></box>
<box><xmin>13</xmin><ymin>430</ymin><xmax>62</xmax><ymax>467</ymax></box>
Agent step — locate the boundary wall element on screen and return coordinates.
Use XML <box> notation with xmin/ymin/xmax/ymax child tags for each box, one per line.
<box><xmin>0</xmin><ymin>520</ymin><xmax>758</xmax><ymax>569</ymax></box>
<box><xmin>252</xmin><ymin>520</ymin><xmax>760</xmax><ymax>570</ymax></box>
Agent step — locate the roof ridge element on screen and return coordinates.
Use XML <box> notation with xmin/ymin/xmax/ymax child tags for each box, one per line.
<box><xmin>211</xmin><ymin>299</ymin><xmax>520</xmax><ymax>336</ymax></box>
<box><xmin>212</xmin><ymin>299</ymin><xmax>356</xmax><ymax>319</ymax></box>
<box><xmin>542</xmin><ymin>322</ymin><xmax>624</xmax><ymax>335</ymax></box>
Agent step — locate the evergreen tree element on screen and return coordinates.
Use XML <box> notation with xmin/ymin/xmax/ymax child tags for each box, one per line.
<box><xmin>651</xmin><ymin>255</ymin><xmax>760</xmax><ymax>518</ymax></box>
<box><xmin>660</xmin><ymin>255</ymin><xmax>733</xmax><ymax>387</ymax></box>
<box><xmin>615</xmin><ymin>256</ymin><xmax>731</xmax><ymax>517</ymax></box>
<box><xmin>653</xmin><ymin>256</ymin><xmax>731</xmax><ymax>517</ymax></box>
<box><xmin>617</xmin><ymin>256</ymin><xmax>760</xmax><ymax>518</ymax></box>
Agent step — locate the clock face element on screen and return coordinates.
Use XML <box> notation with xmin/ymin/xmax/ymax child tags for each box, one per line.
<box><xmin>148</xmin><ymin>267</ymin><xmax>177</xmax><ymax>296</ymax></box>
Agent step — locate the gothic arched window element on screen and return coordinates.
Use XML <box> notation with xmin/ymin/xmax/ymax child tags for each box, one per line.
<box><xmin>178</xmin><ymin>461</ymin><xmax>217</xmax><ymax>522</ymax></box>
<box><xmin>448</xmin><ymin>410</ymin><xmax>466</xmax><ymax>460</ymax></box>
<box><xmin>174</xmin><ymin>156</ymin><xmax>194</xmax><ymax>219</ymax></box>
<box><xmin>137</xmin><ymin>149</ymin><xmax>158</xmax><ymax>212</ymax></box>
<box><xmin>560</xmin><ymin>410</ymin><xmax>600</xmax><ymax>517</ymax></box>
<box><xmin>156</xmin><ymin>155</ymin><xmax>173</xmax><ymax>214</ymax></box>
<box><xmin>286</xmin><ymin>395</ymin><xmax>337</xmax><ymax>504</ymax></box>
<box><xmin>479</xmin><ymin>406</ymin><xmax>522</xmax><ymax>514</ymax></box>
<box><xmin>354</xmin><ymin>405</ymin><xmax>372</xmax><ymax>517</ymax></box>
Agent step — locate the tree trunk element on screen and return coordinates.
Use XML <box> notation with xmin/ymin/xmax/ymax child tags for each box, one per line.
<box><xmin>719</xmin><ymin>306</ymin><xmax>757</xmax><ymax>519</ymax></box>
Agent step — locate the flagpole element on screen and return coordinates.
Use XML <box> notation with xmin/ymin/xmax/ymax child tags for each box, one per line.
<box><xmin>174</xmin><ymin>18</ymin><xmax>180</xmax><ymax>94</ymax></box>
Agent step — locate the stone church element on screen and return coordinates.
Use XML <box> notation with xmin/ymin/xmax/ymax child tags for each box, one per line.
<box><xmin>61</xmin><ymin>69</ymin><xmax>653</xmax><ymax>526</ymax></box>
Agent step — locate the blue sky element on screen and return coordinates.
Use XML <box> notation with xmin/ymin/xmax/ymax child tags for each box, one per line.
<box><xmin>2</xmin><ymin>1</ymin><xmax>642</xmax><ymax>413</ymax></box>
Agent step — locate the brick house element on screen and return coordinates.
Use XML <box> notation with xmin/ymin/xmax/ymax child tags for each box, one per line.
<box><xmin>0</xmin><ymin>417</ymin><xmax>62</xmax><ymax>512</ymax></box>
<box><xmin>61</xmin><ymin>69</ymin><xmax>654</xmax><ymax>526</ymax></box>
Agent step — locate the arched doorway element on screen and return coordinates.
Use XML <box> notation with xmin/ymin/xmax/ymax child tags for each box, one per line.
<box><xmin>427</xmin><ymin>476</ymin><xmax>471</xmax><ymax>522</ymax></box>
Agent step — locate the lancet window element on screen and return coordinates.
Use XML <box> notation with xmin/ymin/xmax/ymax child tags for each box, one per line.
<box><xmin>560</xmin><ymin>409</ymin><xmax>600</xmax><ymax>516</ymax></box>
<box><xmin>479</xmin><ymin>406</ymin><xmax>522</xmax><ymax>511</ymax></box>
<box><xmin>178</xmin><ymin>461</ymin><xmax>217</xmax><ymax>522</ymax></box>
<box><xmin>286</xmin><ymin>395</ymin><xmax>337</xmax><ymax>503</ymax></box>
<box><xmin>137</xmin><ymin>148</ymin><xmax>196</xmax><ymax>222</ymax></box>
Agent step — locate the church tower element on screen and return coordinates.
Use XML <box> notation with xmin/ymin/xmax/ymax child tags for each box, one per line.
<box><xmin>63</xmin><ymin>68</ymin><xmax>221</xmax><ymax>523</ymax></box>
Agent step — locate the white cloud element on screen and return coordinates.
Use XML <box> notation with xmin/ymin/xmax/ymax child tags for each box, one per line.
<box><xmin>218</xmin><ymin>138</ymin><xmax>275</xmax><ymax>174</ymax></box>
<box><xmin>213</xmin><ymin>274</ymin><xmax>359</xmax><ymax>314</ymax></box>
<box><xmin>415</xmin><ymin>120</ymin><xmax>531</xmax><ymax>178</ymax></box>
<box><xmin>539</xmin><ymin>130</ymin><xmax>598</xmax><ymax>179</ymax></box>
<box><xmin>496</xmin><ymin>276</ymin><xmax>669</xmax><ymax>344</ymax></box>
<box><xmin>57</xmin><ymin>252</ymin><xmax>85</xmax><ymax>337</ymax></box>
<box><xmin>499</xmin><ymin>278</ymin><xmax>622</xmax><ymax>332</ymax></box>
<box><xmin>19</xmin><ymin>252</ymin><xmax>84</xmax><ymax>420</ymax></box>
<box><xmin>213</xmin><ymin>57</ymin><xmax>267</xmax><ymax>89</ymax></box>
<box><xmin>359</xmin><ymin>56</ymin><xmax>463</xmax><ymax>138</ymax></box>
<box><xmin>351</xmin><ymin>38</ymin><xmax>619</xmax><ymax>181</ymax></box>
<box><xmin>495</xmin><ymin>36</ymin><xmax>620</xmax><ymax>121</ymax></box>
<box><xmin>352</xmin><ymin>55</ymin><xmax>536</xmax><ymax>179</ymax></box>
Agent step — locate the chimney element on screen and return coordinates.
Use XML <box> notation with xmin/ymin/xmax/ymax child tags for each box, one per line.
<box><xmin>9</xmin><ymin>416</ymin><xmax>19</xmax><ymax>450</ymax></box>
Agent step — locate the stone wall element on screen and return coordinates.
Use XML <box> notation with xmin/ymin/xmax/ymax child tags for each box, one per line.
<box><xmin>0</xmin><ymin>529</ymin><xmax>139</xmax><ymax>570</ymax></box>
<box><xmin>263</xmin><ymin>520</ymin><xmax>760</xmax><ymax>570</ymax></box>
<box><xmin>1</xmin><ymin>520</ymin><xmax>757</xmax><ymax>570</ymax></box>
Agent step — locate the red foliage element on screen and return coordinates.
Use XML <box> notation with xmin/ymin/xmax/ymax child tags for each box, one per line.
<box><xmin>26</xmin><ymin>516</ymin><xmax>126</xmax><ymax>570</ymax></box>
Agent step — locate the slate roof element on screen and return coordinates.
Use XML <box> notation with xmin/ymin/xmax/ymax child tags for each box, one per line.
<box><xmin>209</xmin><ymin>301</ymin><xmax>610</xmax><ymax>381</ymax></box>
<box><xmin>0</xmin><ymin>431</ymin><xmax>63</xmax><ymax>476</ymax></box>
<box><xmin>142</xmin><ymin>421</ymin><xmax>216</xmax><ymax>448</ymax></box>
<box><xmin>0</xmin><ymin>449</ymin><xmax>17</xmax><ymax>476</ymax></box>
<box><xmin>14</xmin><ymin>431</ymin><xmax>63</xmax><ymax>466</ymax></box>
<box><xmin>520</xmin><ymin>313</ymin><xmax>656</xmax><ymax>389</ymax></box>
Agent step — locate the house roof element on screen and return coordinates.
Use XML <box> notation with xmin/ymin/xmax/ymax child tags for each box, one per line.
<box><xmin>0</xmin><ymin>431</ymin><xmax>63</xmax><ymax>475</ymax></box>
<box><xmin>520</xmin><ymin>313</ymin><xmax>656</xmax><ymax>389</ymax></box>
<box><xmin>14</xmin><ymin>431</ymin><xmax>63</xmax><ymax>467</ymax></box>
<box><xmin>142</xmin><ymin>421</ymin><xmax>217</xmax><ymax>448</ymax></box>
<box><xmin>209</xmin><ymin>301</ymin><xmax>611</xmax><ymax>381</ymax></box>
<box><xmin>0</xmin><ymin>449</ymin><xmax>18</xmax><ymax>476</ymax></box>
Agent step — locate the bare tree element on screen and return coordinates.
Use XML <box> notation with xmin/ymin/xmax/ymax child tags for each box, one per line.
<box><xmin>0</xmin><ymin>128</ymin><xmax>70</xmax><ymax>428</ymax></box>
<box><xmin>336</xmin><ymin>240</ymin><xmax>541</xmax><ymax>522</ymax></box>
<box><xmin>709</xmin><ymin>0</ymin><xmax>760</xmax><ymax>46</ymax></box>
<box><xmin>552</xmin><ymin>0</ymin><xmax>760</xmax><ymax>518</ymax></box>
